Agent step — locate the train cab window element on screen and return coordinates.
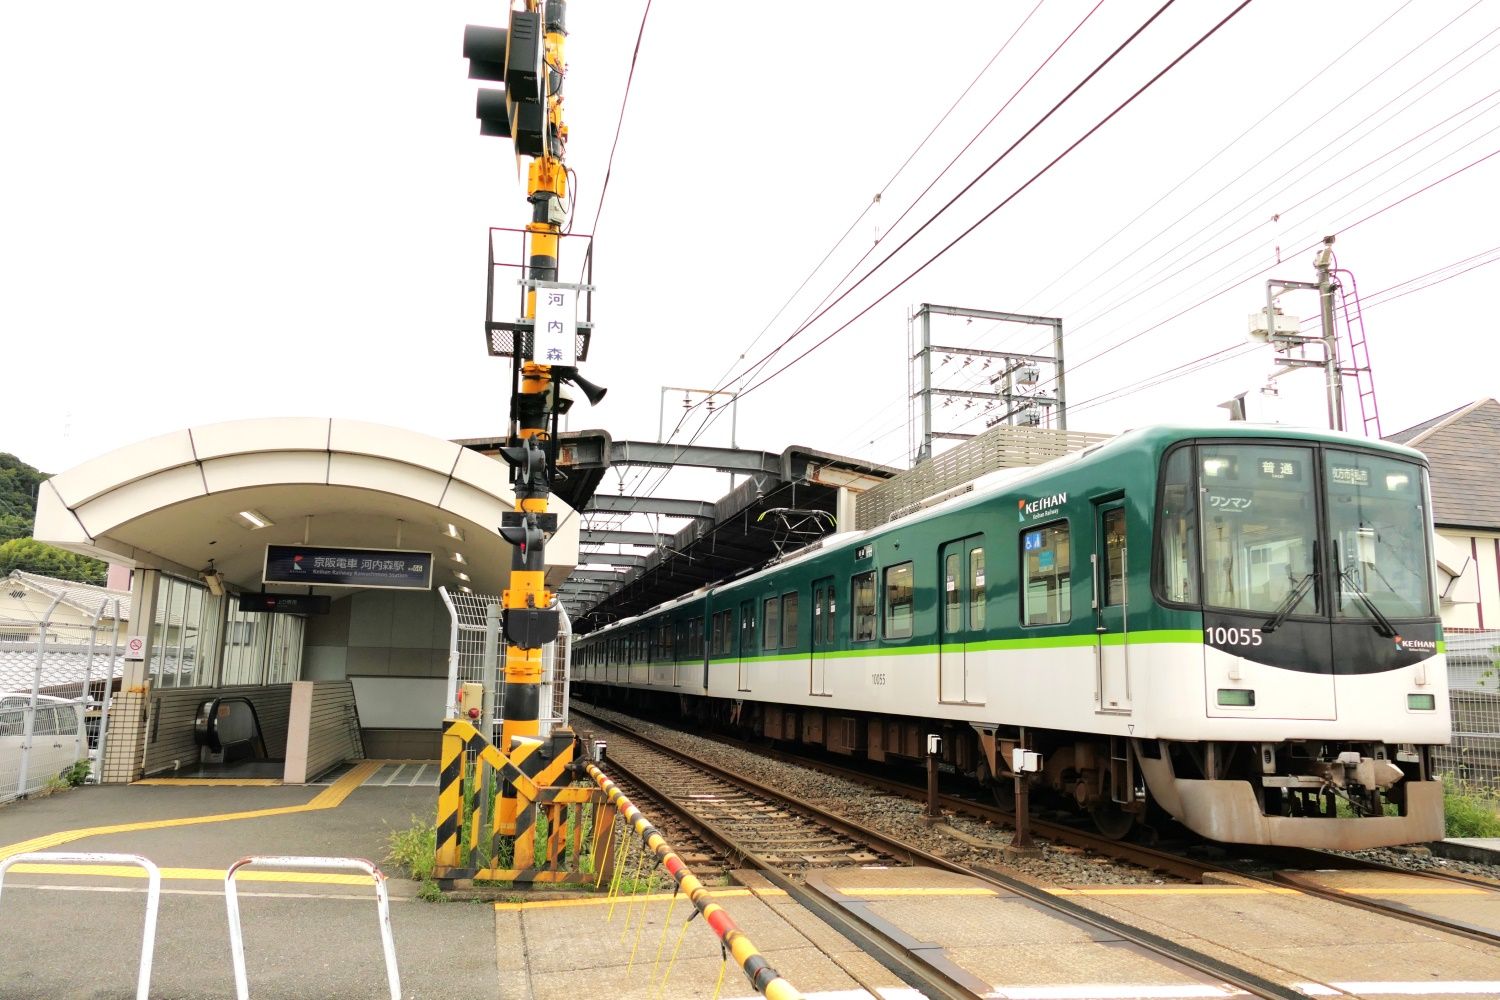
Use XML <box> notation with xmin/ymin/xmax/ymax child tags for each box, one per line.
<box><xmin>1325</xmin><ymin>449</ymin><xmax>1435</xmax><ymax>620</ymax></box>
<box><xmin>1199</xmin><ymin>444</ymin><xmax>1317</xmax><ymax>616</ymax></box>
<box><xmin>1022</xmin><ymin>522</ymin><xmax>1071</xmax><ymax>625</ymax></box>
<box><xmin>1158</xmin><ymin>447</ymin><xmax>1200</xmax><ymax>605</ymax></box>
<box><xmin>969</xmin><ymin>546</ymin><xmax>986</xmax><ymax>630</ymax></box>
<box><xmin>883</xmin><ymin>562</ymin><xmax>914</xmax><ymax>639</ymax></box>
<box><xmin>763</xmin><ymin>597</ymin><xmax>781</xmax><ymax>650</ymax></box>
<box><xmin>851</xmin><ymin>571</ymin><xmax>877</xmax><ymax>642</ymax></box>
<box><xmin>781</xmin><ymin>593</ymin><xmax>799</xmax><ymax>648</ymax></box>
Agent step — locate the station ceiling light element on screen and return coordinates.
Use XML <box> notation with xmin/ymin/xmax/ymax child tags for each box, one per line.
<box><xmin>451</xmin><ymin>551</ymin><xmax>467</xmax><ymax>565</ymax></box>
<box><xmin>454</xmin><ymin>571</ymin><xmax>471</xmax><ymax>582</ymax></box>
<box><xmin>444</xmin><ymin>523</ymin><xmax>465</xmax><ymax>541</ymax></box>
<box><xmin>237</xmin><ymin>510</ymin><xmax>274</xmax><ymax>530</ymax></box>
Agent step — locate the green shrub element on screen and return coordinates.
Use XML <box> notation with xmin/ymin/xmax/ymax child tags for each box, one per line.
<box><xmin>63</xmin><ymin>760</ymin><xmax>90</xmax><ymax>787</ymax></box>
<box><xmin>1443</xmin><ymin>780</ymin><xmax>1500</xmax><ymax>839</ymax></box>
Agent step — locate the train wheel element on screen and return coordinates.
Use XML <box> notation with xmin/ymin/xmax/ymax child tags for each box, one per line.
<box><xmin>1090</xmin><ymin>798</ymin><xmax>1135</xmax><ymax>840</ymax></box>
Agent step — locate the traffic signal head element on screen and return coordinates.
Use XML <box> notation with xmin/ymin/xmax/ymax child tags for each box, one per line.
<box><xmin>463</xmin><ymin>13</ymin><xmax>546</xmax><ymax>157</ymax></box>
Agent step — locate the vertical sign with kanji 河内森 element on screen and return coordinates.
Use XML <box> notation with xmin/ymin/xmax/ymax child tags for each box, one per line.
<box><xmin>532</xmin><ymin>284</ymin><xmax>577</xmax><ymax>366</ymax></box>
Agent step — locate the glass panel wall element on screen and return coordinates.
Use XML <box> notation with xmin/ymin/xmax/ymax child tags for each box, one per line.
<box><xmin>148</xmin><ymin>576</ymin><xmax>222</xmax><ymax>689</ymax></box>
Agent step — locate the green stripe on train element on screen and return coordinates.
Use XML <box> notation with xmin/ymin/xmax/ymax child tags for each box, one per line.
<box><xmin>633</xmin><ymin>630</ymin><xmax>1205</xmax><ymax>668</ymax></box>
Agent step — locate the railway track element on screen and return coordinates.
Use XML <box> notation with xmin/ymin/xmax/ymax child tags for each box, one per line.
<box><xmin>577</xmin><ymin>704</ymin><xmax>1500</xmax><ymax>958</ymax></box>
<box><xmin>575</xmin><ymin>707</ymin><xmax>1307</xmax><ymax>1000</ymax></box>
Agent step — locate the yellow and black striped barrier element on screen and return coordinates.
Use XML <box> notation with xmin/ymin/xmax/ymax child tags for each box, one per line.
<box><xmin>584</xmin><ymin>761</ymin><xmax>803</xmax><ymax>1000</ymax></box>
<box><xmin>435</xmin><ymin>718</ymin><xmax>613</xmax><ymax>886</ymax></box>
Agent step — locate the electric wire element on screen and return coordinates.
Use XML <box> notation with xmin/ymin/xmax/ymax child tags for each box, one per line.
<box><xmin>832</xmin><ymin>8</ymin><xmax>1500</xmax><ymax>447</ymax></box>
<box><xmin>735</xmin><ymin>0</ymin><xmax>1258</xmax><ymax>405</ymax></box>
<box><xmin>1011</xmin><ymin>0</ymin><xmax>1419</xmax><ymax>316</ymax></box>
<box><xmin>704</xmin><ymin>0</ymin><xmax>1051</xmax><ymax>394</ymax></box>
<box><xmin>1058</xmin><ymin>24</ymin><xmax>1500</xmax><ymax>340</ymax></box>
<box><xmin>720</xmin><ymin>0</ymin><xmax>1168</xmax><ymax>397</ymax></box>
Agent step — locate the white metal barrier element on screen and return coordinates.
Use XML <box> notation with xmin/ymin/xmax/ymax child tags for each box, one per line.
<box><xmin>224</xmin><ymin>855</ymin><xmax>400</xmax><ymax>1000</ymax></box>
<box><xmin>0</xmin><ymin>851</ymin><xmax>161</xmax><ymax>1000</ymax></box>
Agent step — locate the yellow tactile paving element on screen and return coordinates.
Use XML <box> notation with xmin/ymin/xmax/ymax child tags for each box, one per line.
<box><xmin>0</xmin><ymin>760</ymin><xmax>381</xmax><ymax>861</ymax></box>
<box><xmin>3</xmin><ymin>863</ymin><xmax>375</xmax><ymax>885</ymax></box>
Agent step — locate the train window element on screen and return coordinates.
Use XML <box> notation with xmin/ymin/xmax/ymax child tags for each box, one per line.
<box><xmin>781</xmin><ymin>593</ymin><xmax>799</xmax><ymax>648</ymax></box>
<box><xmin>883</xmin><ymin>562</ymin><xmax>914</xmax><ymax>639</ymax></box>
<box><xmin>763</xmin><ymin>597</ymin><xmax>780</xmax><ymax>650</ymax></box>
<box><xmin>1022</xmin><ymin>522</ymin><xmax>1071</xmax><ymax>625</ymax></box>
<box><xmin>969</xmin><ymin>546</ymin><xmax>986</xmax><ymax>630</ymax></box>
<box><xmin>851</xmin><ymin>571</ymin><xmax>877</xmax><ymax>642</ymax></box>
<box><xmin>1325</xmin><ymin>449</ymin><xmax>1435</xmax><ymax>620</ymax></box>
<box><xmin>1158</xmin><ymin>447</ymin><xmax>1200</xmax><ymax>605</ymax></box>
<box><xmin>711</xmin><ymin>611</ymin><xmax>733</xmax><ymax>656</ymax></box>
<box><xmin>1103</xmin><ymin>509</ymin><xmax>1126</xmax><ymax>606</ymax></box>
<box><xmin>1200</xmin><ymin>443</ymin><xmax>1317</xmax><ymax>616</ymax></box>
<box><xmin>944</xmin><ymin>552</ymin><xmax>961</xmax><ymax>632</ymax></box>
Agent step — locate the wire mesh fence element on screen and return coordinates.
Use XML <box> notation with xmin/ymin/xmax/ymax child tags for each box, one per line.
<box><xmin>0</xmin><ymin>600</ymin><xmax>125</xmax><ymax>803</ymax></box>
<box><xmin>438</xmin><ymin>587</ymin><xmax>571</xmax><ymax>744</ymax></box>
<box><xmin>1438</xmin><ymin>629</ymin><xmax>1500</xmax><ymax>794</ymax></box>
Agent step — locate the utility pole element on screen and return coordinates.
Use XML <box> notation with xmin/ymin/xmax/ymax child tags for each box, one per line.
<box><xmin>1314</xmin><ymin>237</ymin><xmax>1344</xmax><ymax>432</ymax></box>
<box><xmin>1254</xmin><ymin>236</ymin><xmax>1351</xmax><ymax>433</ymax></box>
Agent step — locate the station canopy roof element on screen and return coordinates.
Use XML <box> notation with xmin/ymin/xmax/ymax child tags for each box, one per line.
<box><xmin>34</xmin><ymin>418</ymin><xmax>580</xmax><ymax>599</ymax></box>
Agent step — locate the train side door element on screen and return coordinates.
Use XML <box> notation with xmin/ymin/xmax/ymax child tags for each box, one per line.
<box><xmin>1093</xmin><ymin>499</ymin><xmax>1133</xmax><ymax>714</ymax></box>
<box><xmin>810</xmin><ymin>577</ymin><xmax>834</xmax><ymax>696</ymax></box>
<box><xmin>939</xmin><ymin>537</ymin><xmax>985</xmax><ymax>704</ymax></box>
<box><xmin>737</xmin><ymin>599</ymin><xmax>755</xmax><ymax>692</ymax></box>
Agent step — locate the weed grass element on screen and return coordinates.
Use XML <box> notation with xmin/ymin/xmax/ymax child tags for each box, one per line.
<box><xmin>1444</xmin><ymin>780</ymin><xmax>1500</xmax><ymax>838</ymax></box>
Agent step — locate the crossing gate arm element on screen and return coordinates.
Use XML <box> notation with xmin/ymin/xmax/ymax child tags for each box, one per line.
<box><xmin>225</xmin><ymin>855</ymin><xmax>400</xmax><ymax>1000</ymax></box>
<box><xmin>0</xmin><ymin>851</ymin><xmax>161</xmax><ymax>1000</ymax></box>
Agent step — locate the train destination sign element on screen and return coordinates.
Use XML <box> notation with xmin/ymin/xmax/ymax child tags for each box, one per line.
<box><xmin>262</xmin><ymin>545</ymin><xmax>434</xmax><ymax>590</ymax></box>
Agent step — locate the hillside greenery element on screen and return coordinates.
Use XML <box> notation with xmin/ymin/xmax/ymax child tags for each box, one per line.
<box><xmin>0</xmin><ymin>453</ymin><xmax>107</xmax><ymax>585</ymax></box>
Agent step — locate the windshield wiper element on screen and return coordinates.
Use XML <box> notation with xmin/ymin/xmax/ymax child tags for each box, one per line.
<box><xmin>1341</xmin><ymin>569</ymin><xmax>1399</xmax><ymax>638</ymax></box>
<box><xmin>1262</xmin><ymin>572</ymin><xmax>1315</xmax><ymax>633</ymax></box>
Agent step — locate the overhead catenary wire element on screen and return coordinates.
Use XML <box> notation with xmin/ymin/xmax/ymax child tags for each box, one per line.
<box><xmin>704</xmin><ymin>0</ymin><xmax>1051</xmax><ymax>394</ymax></box>
<box><xmin>1056</xmin><ymin>24</ymin><xmax>1500</xmax><ymax>341</ymax></box>
<box><xmin>720</xmin><ymin>0</ymin><xmax>1170</xmax><ymax>399</ymax></box>
<box><xmin>1024</xmin><ymin>0</ymin><xmax>1490</xmax><ymax>324</ymax></box>
<box><xmin>830</xmin><ymin>4</ymin><xmax>1500</xmax><ymax>447</ymax></box>
<box><xmin>733</xmin><ymin>0</ymin><xmax>1259</xmax><ymax>406</ymax></box>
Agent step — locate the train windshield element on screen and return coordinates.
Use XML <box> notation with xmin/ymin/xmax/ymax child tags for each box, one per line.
<box><xmin>1158</xmin><ymin>442</ymin><xmax>1435</xmax><ymax>620</ymax></box>
<box><xmin>1195</xmin><ymin>444</ymin><xmax>1320</xmax><ymax>616</ymax></box>
<box><xmin>1325</xmin><ymin>449</ymin><xmax>1435</xmax><ymax>620</ymax></box>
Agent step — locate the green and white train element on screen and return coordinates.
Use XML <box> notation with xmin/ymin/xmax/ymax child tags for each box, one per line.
<box><xmin>573</xmin><ymin>425</ymin><xmax>1450</xmax><ymax>848</ymax></box>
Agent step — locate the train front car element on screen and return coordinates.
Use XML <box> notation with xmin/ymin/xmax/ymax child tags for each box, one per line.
<box><xmin>1144</xmin><ymin>429</ymin><xmax>1449</xmax><ymax>849</ymax></box>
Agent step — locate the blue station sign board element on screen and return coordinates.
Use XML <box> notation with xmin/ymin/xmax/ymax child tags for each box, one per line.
<box><xmin>262</xmin><ymin>545</ymin><xmax>434</xmax><ymax>590</ymax></box>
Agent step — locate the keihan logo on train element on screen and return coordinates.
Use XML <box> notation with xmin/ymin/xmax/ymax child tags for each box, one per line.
<box><xmin>1017</xmin><ymin>492</ymin><xmax>1067</xmax><ymax>521</ymax></box>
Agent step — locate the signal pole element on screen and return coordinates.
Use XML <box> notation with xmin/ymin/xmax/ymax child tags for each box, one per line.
<box><xmin>464</xmin><ymin>0</ymin><xmax>604</xmax><ymax>758</ymax></box>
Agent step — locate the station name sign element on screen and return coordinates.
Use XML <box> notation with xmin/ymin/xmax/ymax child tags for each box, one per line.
<box><xmin>238</xmin><ymin>593</ymin><xmax>332</xmax><ymax>615</ymax></box>
<box><xmin>263</xmin><ymin>545</ymin><xmax>434</xmax><ymax>591</ymax></box>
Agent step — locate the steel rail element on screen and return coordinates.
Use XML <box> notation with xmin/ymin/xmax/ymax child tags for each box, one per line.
<box><xmin>596</xmin><ymin>745</ymin><xmax>984</xmax><ymax>1000</ymax></box>
<box><xmin>579</xmin><ymin>710</ymin><xmax>1302</xmax><ymax>1000</ymax></box>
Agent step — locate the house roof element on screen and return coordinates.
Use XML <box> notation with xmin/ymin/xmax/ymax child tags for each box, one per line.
<box><xmin>1385</xmin><ymin>399</ymin><xmax>1500</xmax><ymax>530</ymax></box>
<box><xmin>4</xmin><ymin>570</ymin><xmax>131</xmax><ymax>622</ymax></box>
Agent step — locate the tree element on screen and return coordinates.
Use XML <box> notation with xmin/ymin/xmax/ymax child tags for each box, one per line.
<box><xmin>0</xmin><ymin>452</ymin><xmax>49</xmax><ymax>544</ymax></box>
<box><xmin>0</xmin><ymin>538</ymin><xmax>107</xmax><ymax>585</ymax></box>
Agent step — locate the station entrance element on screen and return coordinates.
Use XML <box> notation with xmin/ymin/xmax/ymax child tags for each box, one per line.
<box><xmin>23</xmin><ymin>417</ymin><xmax>581</xmax><ymax>790</ymax></box>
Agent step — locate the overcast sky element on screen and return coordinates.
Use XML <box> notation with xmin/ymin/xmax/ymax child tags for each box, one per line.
<box><xmin>4</xmin><ymin>1</ymin><xmax>1497</xmax><ymax>507</ymax></box>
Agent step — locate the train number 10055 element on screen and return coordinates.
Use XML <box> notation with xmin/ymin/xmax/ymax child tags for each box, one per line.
<box><xmin>1205</xmin><ymin>626</ymin><xmax>1263</xmax><ymax>647</ymax></box>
